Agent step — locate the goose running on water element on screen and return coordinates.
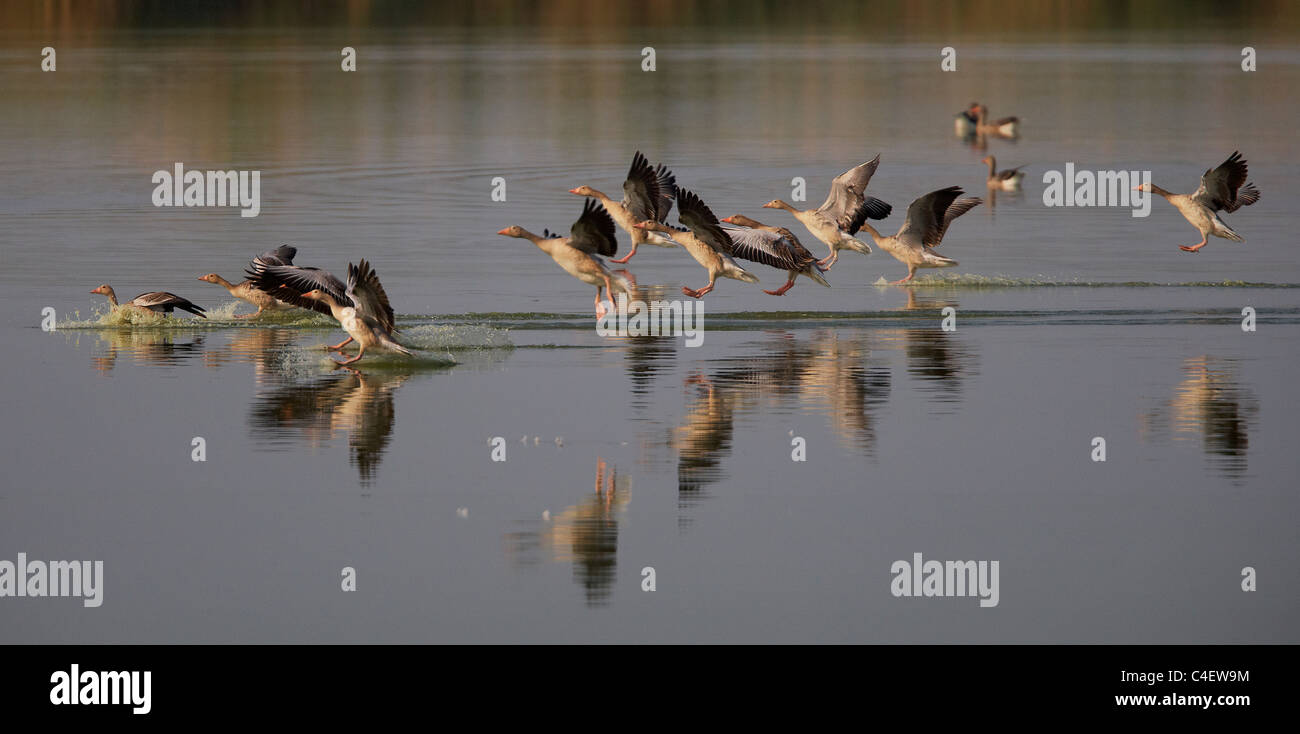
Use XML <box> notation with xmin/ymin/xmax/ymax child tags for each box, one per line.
<box><xmin>568</xmin><ymin>151</ymin><xmax>677</xmax><ymax>264</ymax></box>
<box><xmin>857</xmin><ymin>186</ymin><xmax>983</xmax><ymax>284</ymax></box>
<box><xmin>497</xmin><ymin>198</ymin><xmax>631</xmax><ymax>317</ymax></box>
<box><xmin>248</xmin><ymin>259</ymin><xmax>410</xmax><ymax>365</ymax></box>
<box><xmin>90</xmin><ymin>285</ymin><xmax>207</xmax><ymax>318</ymax></box>
<box><xmin>1133</xmin><ymin>151</ymin><xmax>1261</xmax><ymax>253</ymax></box>
<box><xmin>718</xmin><ymin>214</ymin><xmax>829</xmax><ymax>296</ymax></box>
<box><xmin>762</xmin><ymin>154</ymin><xmax>893</xmax><ymax>269</ymax></box>
<box><xmin>197</xmin><ymin>245</ymin><xmax>300</xmax><ymax>318</ymax></box>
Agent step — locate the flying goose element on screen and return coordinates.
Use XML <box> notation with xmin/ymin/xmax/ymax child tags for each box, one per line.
<box><xmin>197</xmin><ymin>245</ymin><xmax>300</xmax><ymax>318</ymax></box>
<box><xmin>497</xmin><ymin>198</ymin><xmax>629</xmax><ymax>315</ymax></box>
<box><xmin>857</xmin><ymin>186</ymin><xmax>983</xmax><ymax>284</ymax></box>
<box><xmin>762</xmin><ymin>154</ymin><xmax>892</xmax><ymax>269</ymax></box>
<box><xmin>634</xmin><ymin>188</ymin><xmax>760</xmax><ymax>299</ymax></box>
<box><xmin>719</xmin><ymin>214</ymin><xmax>829</xmax><ymax>296</ymax></box>
<box><xmin>568</xmin><ymin>151</ymin><xmax>677</xmax><ymax>264</ymax></box>
<box><xmin>1134</xmin><ymin>151</ymin><xmax>1261</xmax><ymax>253</ymax></box>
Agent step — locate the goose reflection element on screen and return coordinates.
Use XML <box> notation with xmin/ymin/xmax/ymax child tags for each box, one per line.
<box><xmin>878</xmin><ymin>327</ymin><xmax>978</xmax><ymax>409</ymax></box>
<box><xmin>248</xmin><ymin>367</ymin><xmax>413</xmax><ymax>484</ymax></box>
<box><xmin>505</xmin><ymin>457</ymin><xmax>630</xmax><ymax>606</ymax></box>
<box><xmin>85</xmin><ymin>329</ymin><xmax>208</xmax><ymax>373</ymax></box>
<box><xmin>1145</xmin><ymin>357</ymin><xmax>1257</xmax><ymax>478</ymax></box>
<box><xmin>669</xmin><ymin>331</ymin><xmax>891</xmax><ymax>527</ymax></box>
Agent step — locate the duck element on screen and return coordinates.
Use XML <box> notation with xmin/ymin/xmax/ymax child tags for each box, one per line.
<box><xmin>247</xmin><ymin>259</ymin><xmax>410</xmax><ymax>364</ymax></box>
<box><xmin>972</xmin><ymin>104</ymin><xmax>1020</xmax><ymax>138</ymax></box>
<box><xmin>633</xmin><ymin>188</ymin><xmax>759</xmax><ymax>299</ymax></box>
<box><xmin>954</xmin><ymin>104</ymin><xmax>979</xmax><ymax>137</ymax></box>
<box><xmin>90</xmin><ymin>285</ymin><xmax>207</xmax><ymax>318</ymax></box>
<box><xmin>1133</xmin><ymin>151</ymin><xmax>1261</xmax><ymax>253</ymax></box>
<box><xmin>497</xmin><ymin>198</ymin><xmax>631</xmax><ymax>316</ymax></box>
<box><xmin>718</xmin><ymin>214</ymin><xmax>829</xmax><ymax>296</ymax></box>
<box><xmin>856</xmin><ymin>186</ymin><xmax>983</xmax><ymax>284</ymax></box>
<box><xmin>568</xmin><ymin>151</ymin><xmax>677</xmax><ymax>264</ymax></box>
<box><xmin>197</xmin><ymin>245</ymin><xmax>300</xmax><ymax>318</ymax></box>
<box><xmin>981</xmin><ymin>156</ymin><xmax>1025</xmax><ymax>190</ymax></box>
<box><xmin>761</xmin><ymin>154</ymin><xmax>893</xmax><ymax>269</ymax></box>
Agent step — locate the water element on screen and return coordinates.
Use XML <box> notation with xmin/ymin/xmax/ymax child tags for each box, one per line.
<box><xmin>1</xmin><ymin>19</ymin><xmax>1297</xmax><ymax>642</ymax></box>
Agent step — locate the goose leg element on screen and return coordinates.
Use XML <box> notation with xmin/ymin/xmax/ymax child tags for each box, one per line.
<box><xmin>235</xmin><ymin>306</ymin><xmax>263</xmax><ymax>319</ymax></box>
<box><xmin>1179</xmin><ymin>236</ymin><xmax>1208</xmax><ymax>253</ymax></box>
<box><xmin>890</xmin><ymin>268</ymin><xmax>916</xmax><ymax>285</ymax></box>
<box><xmin>337</xmin><ymin>344</ymin><xmax>366</xmax><ymax>365</ymax></box>
<box><xmin>595</xmin><ymin>289</ymin><xmax>608</xmax><ymax>320</ymax></box>
<box><xmin>682</xmin><ymin>276</ymin><xmax>716</xmax><ymax>299</ymax></box>
<box><xmin>609</xmin><ymin>244</ymin><xmax>637</xmax><ymax>265</ymax></box>
<box><xmin>763</xmin><ymin>273</ymin><xmax>797</xmax><ymax>296</ymax></box>
<box><xmin>817</xmin><ymin>249</ymin><xmax>839</xmax><ymax>269</ymax></box>
<box><xmin>326</xmin><ymin>336</ymin><xmax>355</xmax><ymax>351</ymax></box>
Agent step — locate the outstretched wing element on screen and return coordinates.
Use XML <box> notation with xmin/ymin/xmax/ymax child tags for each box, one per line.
<box><xmin>723</xmin><ymin>227</ymin><xmax>817</xmax><ymax>272</ymax></box>
<box><xmin>245</xmin><ymin>264</ymin><xmax>346</xmax><ymax>316</ymax></box>
<box><xmin>817</xmin><ymin>154</ymin><xmax>885</xmax><ymax>231</ymax></box>
<box><xmin>623</xmin><ymin>151</ymin><xmax>677</xmax><ymax>223</ymax></box>
<box><xmin>346</xmin><ymin>260</ymin><xmax>397</xmax><ymax>334</ymax></box>
<box><xmin>676</xmin><ymin>188</ymin><xmax>731</xmax><ymax>254</ymax></box>
<box><xmin>130</xmin><ymin>291</ymin><xmax>207</xmax><ymax>317</ymax></box>
<box><xmin>897</xmin><ymin>186</ymin><xmax>981</xmax><ymax>248</ymax></box>
<box><xmin>569</xmin><ymin>198</ymin><xmax>618</xmax><ymax>257</ymax></box>
<box><xmin>1191</xmin><ymin>151</ymin><xmax>1257</xmax><ymax>213</ymax></box>
<box><xmin>252</xmin><ymin>245</ymin><xmax>298</xmax><ymax>267</ymax></box>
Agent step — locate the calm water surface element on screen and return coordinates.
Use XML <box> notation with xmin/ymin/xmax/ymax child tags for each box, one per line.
<box><xmin>0</xmin><ymin>29</ymin><xmax>1296</xmax><ymax>642</ymax></box>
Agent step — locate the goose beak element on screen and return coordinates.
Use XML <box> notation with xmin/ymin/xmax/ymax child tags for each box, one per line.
<box><xmin>496</xmin><ymin>228</ymin><xmax>511</xmax><ymax>236</ymax></box>
<box><xmin>720</xmin><ymin>216</ymin><xmax>735</xmax><ymax>223</ymax></box>
<box><xmin>567</xmin><ymin>188</ymin><xmax>582</xmax><ymax>195</ymax></box>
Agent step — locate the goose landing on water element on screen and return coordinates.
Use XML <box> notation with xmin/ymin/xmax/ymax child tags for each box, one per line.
<box><xmin>719</xmin><ymin>214</ymin><xmax>829</xmax><ymax>296</ymax></box>
<box><xmin>762</xmin><ymin>154</ymin><xmax>893</xmax><ymax>270</ymax></box>
<box><xmin>247</xmin><ymin>259</ymin><xmax>410</xmax><ymax>365</ymax></box>
<box><xmin>90</xmin><ymin>285</ymin><xmax>207</xmax><ymax>318</ymax></box>
<box><xmin>633</xmin><ymin>188</ymin><xmax>762</xmax><ymax>299</ymax></box>
<box><xmin>197</xmin><ymin>245</ymin><xmax>300</xmax><ymax>318</ymax></box>
<box><xmin>857</xmin><ymin>186</ymin><xmax>983</xmax><ymax>284</ymax></box>
<box><xmin>1133</xmin><ymin>151</ymin><xmax>1261</xmax><ymax>253</ymax></box>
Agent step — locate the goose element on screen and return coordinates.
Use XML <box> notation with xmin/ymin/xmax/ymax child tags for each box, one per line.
<box><xmin>718</xmin><ymin>214</ymin><xmax>829</xmax><ymax>296</ymax></box>
<box><xmin>954</xmin><ymin>104</ymin><xmax>979</xmax><ymax>137</ymax></box>
<box><xmin>247</xmin><ymin>259</ymin><xmax>410</xmax><ymax>364</ymax></box>
<box><xmin>197</xmin><ymin>245</ymin><xmax>300</xmax><ymax>318</ymax></box>
<box><xmin>497</xmin><ymin>198</ymin><xmax>630</xmax><ymax>316</ymax></box>
<box><xmin>633</xmin><ymin>188</ymin><xmax>759</xmax><ymax>299</ymax></box>
<box><xmin>973</xmin><ymin>104</ymin><xmax>1020</xmax><ymax>138</ymax></box>
<box><xmin>981</xmin><ymin>156</ymin><xmax>1025</xmax><ymax>190</ymax></box>
<box><xmin>761</xmin><ymin>154</ymin><xmax>893</xmax><ymax>269</ymax></box>
<box><xmin>857</xmin><ymin>186</ymin><xmax>983</xmax><ymax>284</ymax></box>
<box><xmin>568</xmin><ymin>151</ymin><xmax>677</xmax><ymax>264</ymax></box>
<box><xmin>90</xmin><ymin>285</ymin><xmax>206</xmax><ymax>318</ymax></box>
<box><xmin>1134</xmin><ymin>151</ymin><xmax>1261</xmax><ymax>253</ymax></box>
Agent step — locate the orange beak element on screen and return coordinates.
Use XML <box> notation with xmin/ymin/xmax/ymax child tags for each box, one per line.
<box><xmin>720</xmin><ymin>216</ymin><xmax>735</xmax><ymax>224</ymax></box>
<box><xmin>567</xmin><ymin>188</ymin><xmax>581</xmax><ymax>195</ymax></box>
<box><xmin>496</xmin><ymin>228</ymin><xmax>511</xmax><ymax>235</ymax></box>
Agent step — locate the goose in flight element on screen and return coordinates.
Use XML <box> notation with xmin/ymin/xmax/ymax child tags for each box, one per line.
<box><xmin>634</xmin><ymin>188</ymin><xmax>760</xmax><ymax>299</ymax></box>
<box><xmin>197</xmin><ymin>245</ymin><xmax>300</xmax><ymax>318</ymax></box>
<box><xmin>857</xmin><ymin>186</ymin><xmax>983</xmax><ymax>284</ymax></box>
<box><xmin>569</xmin><ymin>151</ymin><xmax>677</xmax><ymax>264</ymax></box>
<box><xmin>497</xmin><ymin>198</ymin><xmax>630</xmax><ymax>316</ymax></box>
<box><xmin>247</xmin><ymin>259</ymin><xmax>410</xmax><ymax>364</ymax></box>
<box><xmin>90</xmin><ymin>285</ymin><xmax>207</xmax><ymax>318</ymax></box>
<box><xmin>1133</xmin><ymin>151</ymin><xmax>1261</xmax><ymax>253</ymax></box>
<box><xmin>719</xmin><ymin>214</ymin><xmax>829</xmax><ymax>296</ymax></box>
<box><xmin>762</xmin><ymin>154</ymin><xmax>892</xmax><ymax>269</ymax></box>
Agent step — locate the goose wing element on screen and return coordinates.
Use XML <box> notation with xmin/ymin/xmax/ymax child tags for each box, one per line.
<box><xmin>676</xmin><ymin>188</ymin><xmax>732</xmax><ymax>254</ymax></box>
<box><xmin>130</xmin><ymin>291</ymin><xmax>207</xmax><ymax>317</ymax></box>
<box><xmin>568</xmin><ymin>198</ymin><xmax>618</xmax><ymax>257</ymax></box>
<box><xmin>623</xmin><ymin>151</ymin><xmax>677</xmax><ymax>223</ymax></box>
<box><xmin>817</xmin><ymin>154</ymin><xmax>885</xmax><ymax>230</ymax></box>
<box><xmin>897</xmin><ymin>186</ymin><xmax>982</xmax><ymax>248</ymax></box>
<box><xmin>723</xmin><ymin>227</ymin><xmax>816</xmax><ymax>272</ymax></box>
<box><xmin>346</xmin><ymin>260</ymin><xmax>397</xmax><ymax>334</ymax></box>
<box><xmin>1191</xmin><ymin>151</ymin><xmax>1258</xmax><ymax>213</ymax></box>
<box><xmin>245</xmin><ymin>264</ymin><xmax>346</xmax><ymax>316</ymax></box>
<box><xmin>252</xmin><ymin>245</ymin><xmax>298</xmax><ymax>267</ymax></box>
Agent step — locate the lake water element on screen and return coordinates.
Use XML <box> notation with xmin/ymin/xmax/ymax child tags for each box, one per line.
<box><xmin>1</xmin><ymin>25</ymin><xmax>1296</xmax><ymax>642</ymax></box>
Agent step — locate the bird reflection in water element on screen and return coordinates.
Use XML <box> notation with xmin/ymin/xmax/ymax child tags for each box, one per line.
<box><xmin>504</xmin><ymin>457</ymin><xmax>630</xmax><ymax>606</ymax></box>
<box><xmin>877</xmin><ymin>324</ymin><xmax>978</xmax><ymax>411</ymax></box>
<box><xmin>1142</xmin><ymin>356</ymin><xmax>1257</xmax><ymax>478</ymax></box>
<box><xmin>85</xmin><ymin>329</ymin><xmax>209</xmax><ymax>373</ymax></box>
<box><xmin>669</xmin><ymin>331</ymin><xmax>892</xmax><ymax>529</ymax></box>
<box><xmin>248</xmin><ymin>366</ymin><xmax>414</xmax><ymax>484</ymax></box>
